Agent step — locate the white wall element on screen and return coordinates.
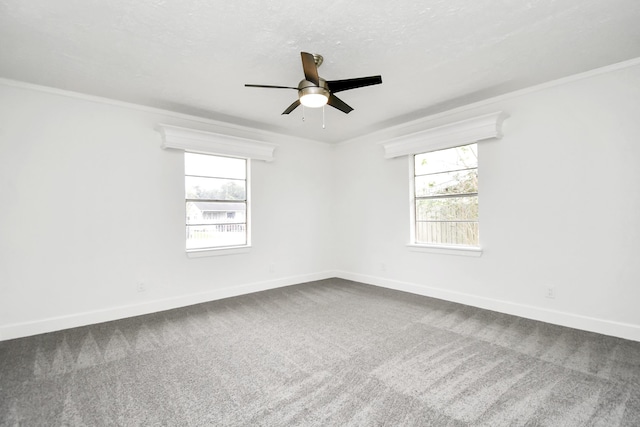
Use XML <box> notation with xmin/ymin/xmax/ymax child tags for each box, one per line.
<box><xmin>333</xmin><ymin>62</ymin><xmax>640</xmax><ymax>340</ymax></box>
<box><xmin>0</xmin><ymin>83</ymin><xmax>335</xmax><ymax>340</ymax></box>
<box><xmin>2</xmin><ymin>60</ymin><xmax>640</xmax><ymax>342</ymax></box>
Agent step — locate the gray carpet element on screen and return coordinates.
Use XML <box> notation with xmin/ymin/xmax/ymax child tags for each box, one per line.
<box><xmin>1</xmin><ymin>278</ymin><xmax>639</xmax><ymax>426</ymax></box>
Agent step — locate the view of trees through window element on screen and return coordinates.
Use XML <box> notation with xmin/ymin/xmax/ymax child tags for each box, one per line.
<box><xmin>185</xmin><ymin>153</ymin><xmax>248</xmax><ymax>250</ymax></box>
<box><xmin>414</xmin><ymin>143</ymin><xmax>478</xmax><ymax>246</ymax></box>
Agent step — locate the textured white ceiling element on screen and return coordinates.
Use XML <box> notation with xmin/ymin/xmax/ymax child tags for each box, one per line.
<box><xmin>1</xmin><ymin>0</ymin><xmax>640</xmax><ymax>143</ymax></box>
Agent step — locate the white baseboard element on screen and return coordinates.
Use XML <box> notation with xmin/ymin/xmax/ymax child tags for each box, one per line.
<box><xmin>3</xmin><ymin>270</ymin><xmax>639</xmax><ymax>342</ymax></box>
<box><xmin>335</xmin><ymin>271</ymin><xmax>640</xmax><ymax>342</ymax></box>
<box><xmin>0</xmin><ymin>271</ymin><xmax>335</xmax><ymax>341</ymax></box>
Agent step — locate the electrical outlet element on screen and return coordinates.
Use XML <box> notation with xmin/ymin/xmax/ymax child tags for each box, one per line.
<box><xmin>136</xmin><ymin>282</ymin><xmax>146</xmax><ymax>293</ymax></box>
<box><xmin>269</xmin><ymin>263</ymin><xmax>276</xmax><ymax>273</ymax></box>
<box><xmin>545</xmin><ymin>286</ymin><xmax>555</xmax><ymax>299</ymax></box>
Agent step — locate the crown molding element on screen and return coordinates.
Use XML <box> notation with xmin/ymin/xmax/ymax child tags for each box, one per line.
<box><xmin>342</xmin><ymin>56</ymin><xmax>640</xmax><ymax>147</ymax></box>
<box><xmin>2</xmin><ymin>56</ymin><xmax>639</xmax><ymax>148</ymax></box>
<box><xmin>0</xmin><ymin>77</ymin><xmax>320</xmax><ymax>147</ymax></box>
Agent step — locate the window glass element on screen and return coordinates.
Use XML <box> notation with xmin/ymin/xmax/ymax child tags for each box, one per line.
<box><xmin>413</xmin><ymin>143</ymin><xmax>478</xmax><ymax>246</ymax></box>
<box><xmin>185</xmin><ymin>153</ymin><xmax>248</xmax><ymax>250</ymax></box>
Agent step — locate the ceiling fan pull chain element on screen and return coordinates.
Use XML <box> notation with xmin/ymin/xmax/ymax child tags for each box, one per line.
<box><xmin>302</xmin><ymin>105</ymin><xmax>305</xmax><ymax>122</ymax></box>
<box><xmin>322</xmin><ymin>105</ymin><xmax>326</xmax><ymax>129</ymax></box>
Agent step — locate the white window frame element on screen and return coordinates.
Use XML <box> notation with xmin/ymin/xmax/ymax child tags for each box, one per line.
<box><xmin>409</xmin><ymin>145</ymin><xmax>482</xmax><ymax>257</ymax></box>
<box><xmin>381</xmin><ymin>112</ymin><xmax>508</xmax><ymax>257</ymax></box>
<box><xmin>184</xmin><ymin>152</ymin><xmax>251</xmax><ymax>256</ymax></box>
<box><xmin>158</xmin><ymin>123</ymin><xmax>277</xmax><ymax>257</ymax></box>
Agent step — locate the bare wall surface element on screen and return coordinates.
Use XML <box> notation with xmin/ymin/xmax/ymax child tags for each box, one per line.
<box><xmin>0</xmin><ymin>86</ymin><xmax>335</xmax><ymax>339</ymax></box>
<box><xmin>333</xmin><ymin>63</ymin><xmax>640</xmax><ymax>339</ymax></box>
<box><xmin>1</xmin><ymin>61</ymin><xmax>640</xmax><ymax>341</ymax></box>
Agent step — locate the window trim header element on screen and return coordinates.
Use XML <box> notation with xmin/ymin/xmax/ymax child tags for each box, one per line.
<box><xmin>159</xmin><ymin>124</ymin><xmax>277</xmax><ymax>162</ymax></box>
<box><xmin>382</xmin><ymin>111</ymin><xmax>508</xmax><ymax>159</ymax></box>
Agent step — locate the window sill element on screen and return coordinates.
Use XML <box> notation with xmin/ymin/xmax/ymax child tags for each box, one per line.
<box><xmin>407</xmin><ymin>244</ymin><xmax>483</xmax><ymax>257</ymax></box>
<box><xmin>186</xmin><ymin>245</ymin><xmax>251</xmax><ymax>258</ymax></box>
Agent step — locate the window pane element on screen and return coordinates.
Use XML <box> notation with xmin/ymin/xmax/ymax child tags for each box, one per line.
<box><xmin>416</xmin><ymin>196</ymin><xmax>478</xmax><ymax>221</ymax></box>
<box><xmin>186</xmin><ymin>224</ymin><xmax>247</xmax><ymax>249</ymax></box>
<box><xmin>185</xmin><ymin>153</ymin><xmax>246</xmax><ymax>179</ymax></box>
<box><xmin>415</xmin><ymin>144</ymin><xmax>477</xmax><ymax>176</ymax></box>
<box><xmin>415</xmin><ymin>169</ymin><xmax>477</xmax><ymax>197</ymax></box>
<box><xmin>186</xmin><ymin>201</ymin><xmax>246</xmax><ymax>225</ymax></box>
<box><xmin>413</xmin><ymin>143</ymin><xmax>479</xmax><ymax>248</ymax></box>
<box><xmin>185</xmin><ymin>176</ymin><xmax>246</xmax><ymax>200</ymax></box>
<box><xmin>416</xmin><ymin>221</ymin><xmax>479</xmax><ymax>246</ymax></box>
<box><xmin>184</xmin><ymin>152</ymin><xmax>248</xmax><ymax>251</ymax></box>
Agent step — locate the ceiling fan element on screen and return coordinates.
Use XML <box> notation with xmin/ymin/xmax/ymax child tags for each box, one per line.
<box><xmin>245</xmin><ymin>52</ymin><xmax>382</xmax><ymax>115</ymax></box>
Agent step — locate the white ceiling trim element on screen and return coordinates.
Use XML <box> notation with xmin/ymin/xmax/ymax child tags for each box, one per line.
<box><xmin>346</xmin><ymin>56</ymin><xmax>640</xmax><ymax>148</ymax></box>
<box><xmin>3</xmin><ymin>56</ymin><xmax>639</xmax><ymax>147</ymax></box>
<box><xmin>159</xmin><ymin>124</ymin><xmax>277</xmax><ymax>162</ymax></box>
<box><xmin>381</xmin><ymin>111</ymin><xmax>509</xmax><ymax>159</ymax></box>
<box><xmin>0</xmin><ymin>77</ymin><xmax>322</xmax><ymax>146</ymax></box>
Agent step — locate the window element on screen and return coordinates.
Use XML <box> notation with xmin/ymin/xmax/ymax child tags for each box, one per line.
<box><xmin>412</xmin><ymin>143</ymin><xmax>478</xmax><ymax>247</ymax></box>
<box><xmin>184</xmin><ymin>153</ymin><xmax>249</xmax><ymax>250</ymax></box>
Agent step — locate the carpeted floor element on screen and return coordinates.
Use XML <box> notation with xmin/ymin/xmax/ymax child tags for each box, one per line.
<box><xmin>1</xmin><ymin>278</ymin><xmax>639</xmax><ymax>426</ymax></box>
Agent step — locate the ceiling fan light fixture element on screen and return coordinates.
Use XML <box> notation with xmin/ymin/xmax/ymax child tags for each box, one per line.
<box><xmin>300</xmin><ymin>93</ymin><xmax>328</xmax><ymax>108</ymax></box>
<box><xmin>299</xmin><ymin>86</ymin><xmax>329</xmax><ymax>108</ymax></box>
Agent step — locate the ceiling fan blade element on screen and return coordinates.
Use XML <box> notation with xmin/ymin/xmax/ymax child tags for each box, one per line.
<box><xmin>326</xmin><ymin>76</ymin><xmax>382</xmax><ymax>93</ymax></box>
<box><xmin>327</xmin><ymin>94</ymin><xmax>353</xmax><ymax>114</ymax></box>
<box><xmin>301</xmin><ymin>52</ymin><xmax>320</xmax><ymax>86</ymax></box>
<box><xmin>245</xmin><ymin>84</ymin><xmax>298</xmax><ymax>90</ymax></box>
<box><xmin>282</xmin><ymin>99</ymin><xmax>301</xmax><ymax>115</ymax></box>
